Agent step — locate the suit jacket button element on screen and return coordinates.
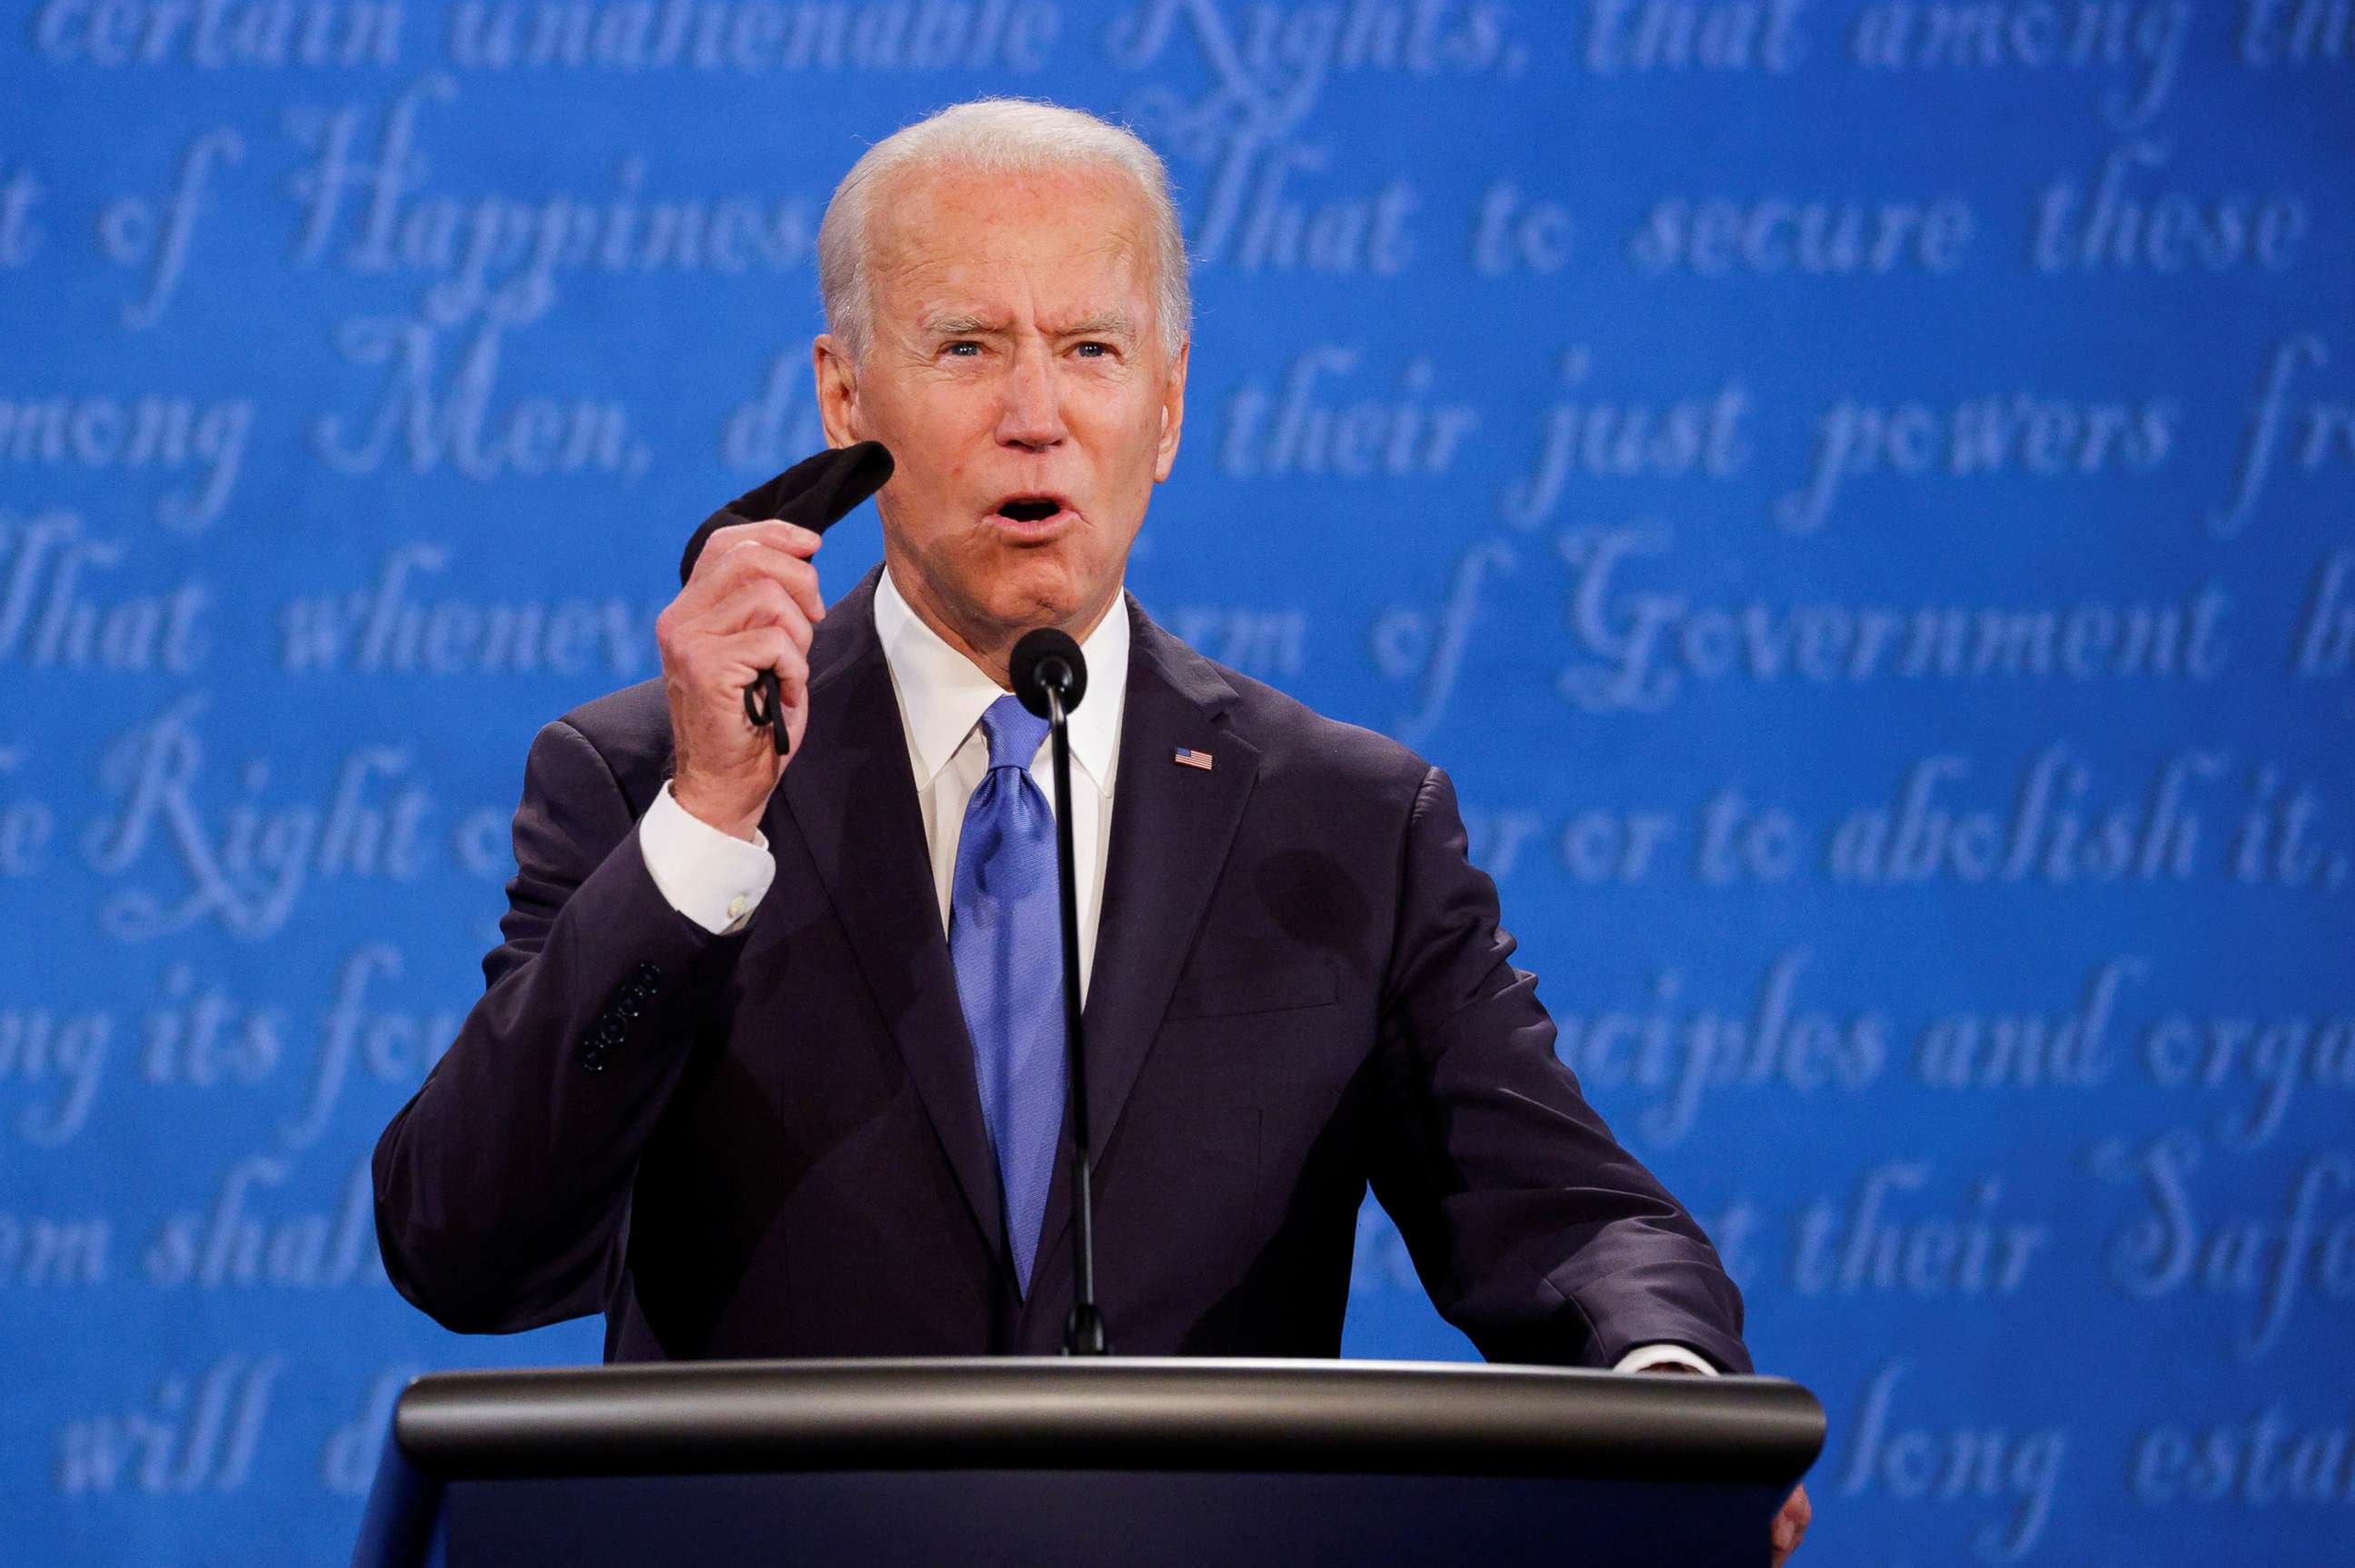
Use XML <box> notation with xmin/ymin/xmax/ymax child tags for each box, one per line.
<box><xmin>578</xmin><ymin>1045</ymin><xmax>609</xmax><ymax>1073</ymax></box>
<box><xmin>634</xmin><ymin>961</ymin><xmax>663</xmax><ymax>990</ymax></box>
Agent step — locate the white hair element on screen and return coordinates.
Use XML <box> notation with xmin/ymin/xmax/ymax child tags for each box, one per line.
<box><xmin>817</xmin><ymin>97</ymin><xmax>1191</xmax><ymax>363</ymax></box>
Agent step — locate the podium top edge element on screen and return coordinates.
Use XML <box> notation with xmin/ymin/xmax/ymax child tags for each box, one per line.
<box><xmin>392</xmin><ymin>1357</ymin><xmax>1824</xmax><ymax>1488</ymax></box>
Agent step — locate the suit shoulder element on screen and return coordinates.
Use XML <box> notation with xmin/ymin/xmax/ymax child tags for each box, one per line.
<box><xmin>1212</xmin><ymin>660</ymin><xmax>1431</xmax><ymax>799</ymax></box>
<box><xmin>540</xmin><ymin>677</ymin><xmax>674</xmax><ymax>815</ymax></box>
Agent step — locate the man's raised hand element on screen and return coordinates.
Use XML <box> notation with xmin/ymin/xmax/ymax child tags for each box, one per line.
<box><xmin>656</xmin><ymin>520</ymin><xmax>825</xmax><ymax>839</ymax></box>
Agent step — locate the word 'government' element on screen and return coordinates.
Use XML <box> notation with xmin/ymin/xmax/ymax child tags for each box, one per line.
<box><xmin>1556</xmin><ymin>527</ymin><xmax>2227</xmax><ymax>711</ymax></box>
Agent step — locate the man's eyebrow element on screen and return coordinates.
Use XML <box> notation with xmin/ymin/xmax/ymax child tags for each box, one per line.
<box><xmin>920</xmin><ymin>311</ymin><xmax>1138</xmax><ymax>339</ymax></box>
<box><xmin>925</xmin><ymin>313</ymin><xmax>1006</xmax><ymax>337</ymax></box>
<box><xmin>1053</xmin><ymin>311</ymin><xmax>1138</xmax><ymax>339</ymax></box>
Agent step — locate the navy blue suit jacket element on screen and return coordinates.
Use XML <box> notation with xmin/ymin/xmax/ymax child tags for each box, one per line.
<box><xmin>372</xmin><ymin>567</ymin><xmax>1752</xmax><ymax>1372</ymax></box>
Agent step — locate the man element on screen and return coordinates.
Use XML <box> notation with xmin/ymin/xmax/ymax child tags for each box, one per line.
<box><xmin>373</xmin><ymin>98</ymin><xmax>1808</xmax><ymax>1561</ymax></box>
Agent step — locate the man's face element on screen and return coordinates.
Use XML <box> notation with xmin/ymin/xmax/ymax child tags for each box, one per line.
<box><xmin>815</xmin><ymin>162</ymin><xmax>1187</xmax><ymax>656</ymax></box>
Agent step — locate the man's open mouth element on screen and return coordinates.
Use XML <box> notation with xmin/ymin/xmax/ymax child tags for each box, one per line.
<box><xmin>991</xmin><ymin>494</ymin><xmax>1074</xmax><ymax>525</ymax></box>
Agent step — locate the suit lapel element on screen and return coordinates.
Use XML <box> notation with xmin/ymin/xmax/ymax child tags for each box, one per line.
<box><xmin>770</xmin><ymin>569</ymin><xmax>1008</xmax><ymax>1269</ymax></box>
<box><xmin>1028</xmin><ymin>599</ymin><xmax>1261</xmax><ymax>1287</ymax></box>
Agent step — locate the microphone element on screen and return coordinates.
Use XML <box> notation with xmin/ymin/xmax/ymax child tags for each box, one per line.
<box><xmin>678</xmin><ymin>441</ymin><xmax>894</xmax><ymax>755</ymax></box>
<box><xmin>1009</xmin><ymin>626</ymin><xmax>1108</xmax><ymax>1356</ymax></box>
<box><xmin>1009</xmin><ymin>626</ymin><xmax>1087</xmax><ymax>720</ymax></box>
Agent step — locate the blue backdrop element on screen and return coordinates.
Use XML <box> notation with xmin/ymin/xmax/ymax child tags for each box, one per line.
<box><xmin>5</xmin><ymin>3</ymin><xmax>2353</xmax><ymax>1563</ymax></box>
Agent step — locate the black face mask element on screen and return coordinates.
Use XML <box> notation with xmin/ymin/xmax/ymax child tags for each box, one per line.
<box><xmin>676</xmin><ymin>441</ymin><xmax>895</xmax><ymax>752</ymax></box>
<box><xmin>677</xmin><ymin>440</ymin><xmax>895</xmax><ymax>586</ymax></box>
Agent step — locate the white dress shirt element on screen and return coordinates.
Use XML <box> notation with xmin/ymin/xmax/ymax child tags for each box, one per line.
<box><xmin>638</xmin><ymin>565</ymin><xmax>1126</xmax><ymax>1000</ymax></box>
<box><xmin>631</xmin><ymin>568</ymin><xmax>1713</xmax><ymax>1376</ymax></box>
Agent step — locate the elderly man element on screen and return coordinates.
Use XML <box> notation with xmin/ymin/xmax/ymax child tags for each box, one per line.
<box><xmin>373</xmin><ymin>97</ymin><xmax>1807</xmax><ymax>1562</ymax></box>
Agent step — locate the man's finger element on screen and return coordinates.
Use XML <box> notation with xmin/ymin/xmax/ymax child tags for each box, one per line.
<box><xmin>700</xmin><ymin>518</ymin><xmax>822</xmax><ymax>563</ymax></box>
<box><xmin>1770</xmin><ymin>1483</ymin><xmax>1810</xmax><ymax>1563</ymax></box>
<box><xmin>681</xmin><ymin>540</ymin><xmax>826</xmax><ymax>625</ymax></box>
<box><xmin>709</xmin><ymin>628</ymin><xmax>809</xmax><ymax>703</ymax></box>
<box><xmin>703</xmin><ymin>579</ymin><xmax>817</xmax><ymax>646</ymax></box>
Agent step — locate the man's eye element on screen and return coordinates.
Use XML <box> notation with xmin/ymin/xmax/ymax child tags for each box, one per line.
<box><xmin>1075</xmin><ymin>342</ymin><xmax>1113</xmax><ymax>359</ymax></box>
<box><xmin>944</xmin><ymin>342</ymin><xmax>980</xmax><ymax>357</ymax></box>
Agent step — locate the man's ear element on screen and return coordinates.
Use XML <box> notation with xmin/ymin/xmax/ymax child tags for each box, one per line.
<box><xmin>813</xmin><ymin>333</ymin><xmax>860</xmax><ymax>447</ymax></box>
<box><xmin>1153</xmin><ymin>337</ymin><xmax>1188</xmax><ymax>482</ymax></box>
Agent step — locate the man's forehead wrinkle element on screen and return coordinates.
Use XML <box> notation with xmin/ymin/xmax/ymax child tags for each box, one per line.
<box><xmin>883</xmin><ymin>163</ymin><xmax>1152</xmax><ymax>245</ymax></box>
<box><xmin>891</xmin><ymin>223</ymin><xmax>1146</xmax><ymax>277</ymax></box>
<box><xmin>914</xmin><ymin>307</ymin><xmax>1140</xmax><ymax>337</ymax></box>
<box><xmin>889</xmin><ymin>246</ymin><xmax>1152</xmax><ymax>338</ymax></box>
<box><xmin>863</xmin><ymin>165</ymin><xmax>1163</xmax><ymax>349</ymax></box>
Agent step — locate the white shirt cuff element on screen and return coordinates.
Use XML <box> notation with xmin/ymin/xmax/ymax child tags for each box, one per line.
<box><xmin>1614</xmin><ymin>1343</ymin><xmax>1720</xmax><ymax>1375</ymax></box>
<box><xmin>639</xmin><ymin>779</ymin><xmax>776</xmax><ymax>935</ymax></box>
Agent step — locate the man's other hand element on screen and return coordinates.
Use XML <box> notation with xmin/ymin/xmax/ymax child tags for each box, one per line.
<box><xmin>1635</xmin><ymin>1361</ymin><xmax>1810</xmax><ymax>1563</ymax></box>
<box><xmin>657</xmin><ymin>519</ymin><xmax>826</xmax><ymax>839</ymax></box>
<box><xmin>1772</xmin><ymin>1482</ymin><xmax>1811</xmax><ymax>1564</ymax></box>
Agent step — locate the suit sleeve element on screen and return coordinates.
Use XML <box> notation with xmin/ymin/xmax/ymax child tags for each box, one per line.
<box><xmin>372</xmin><ymin>718</ymin><xmax>746</xmax><ymax>1334</ymax></box>
<box><xmin>1364</xmin><ymin>765</ymin><xmax>1754</xmax><ymax>1374</ymax></box>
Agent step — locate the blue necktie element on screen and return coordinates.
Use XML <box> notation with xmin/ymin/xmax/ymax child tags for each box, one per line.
<box><xmin>949</xmin><ymin>694</ymin><xmax>1065</xmax><ymax>1296</ymax></box>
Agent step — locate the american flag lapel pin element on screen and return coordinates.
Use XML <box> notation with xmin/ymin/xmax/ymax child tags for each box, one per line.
<box><xmin>1173</xmin><ymin>746</ymin><xmax>1214</xmax><ymax>771</ymax></box>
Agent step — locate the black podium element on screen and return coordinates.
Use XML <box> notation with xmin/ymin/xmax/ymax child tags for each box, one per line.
<box><xmin>353</xmin><ymin>1357</ymin><xmax>1822</xmax><ymax>1567</ymax></box>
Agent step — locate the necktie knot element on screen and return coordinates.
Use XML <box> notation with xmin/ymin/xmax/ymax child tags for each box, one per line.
<box><xmin>980</xmin><ymin>693</ymin><xmax>1049</xmax><ymax>774</ymax></box>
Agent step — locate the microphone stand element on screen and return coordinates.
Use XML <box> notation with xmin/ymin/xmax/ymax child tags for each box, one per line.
<box><xmin>1042</xmin><ymin>673</ymin><xmax>1108</xmax><ymax>1355</ymax></box>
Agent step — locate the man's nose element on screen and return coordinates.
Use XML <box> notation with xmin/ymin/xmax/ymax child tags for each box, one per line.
<box><xmin>995</xmin><ymin>344</ymin><xmax>1067</xmax><ymax>451</ymax></box>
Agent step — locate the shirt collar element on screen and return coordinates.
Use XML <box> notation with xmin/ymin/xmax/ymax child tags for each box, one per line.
<box><xmin>873</xmin><ymin>564</ymin><xmax>1130</xmax><ymax>792</ymax></box>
